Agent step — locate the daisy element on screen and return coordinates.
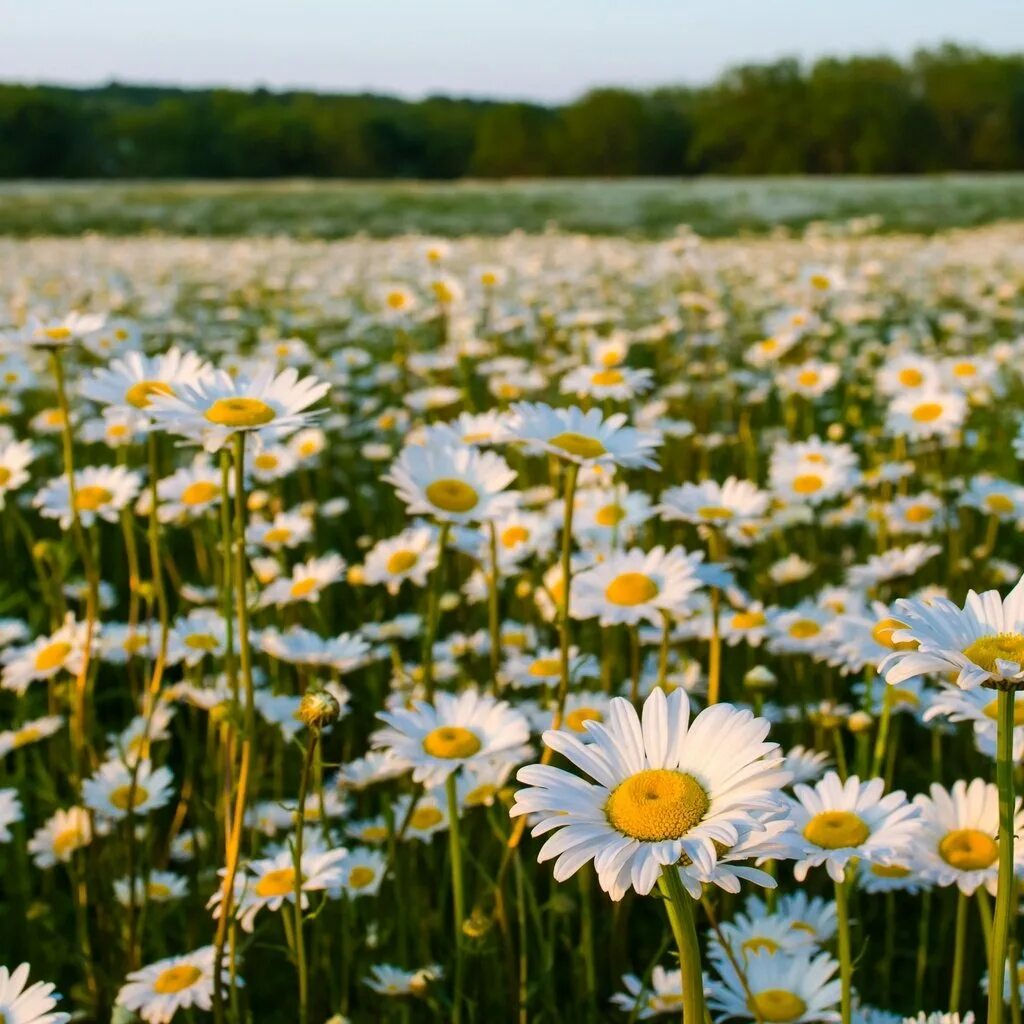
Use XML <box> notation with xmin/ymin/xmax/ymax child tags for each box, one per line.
<box><xmin>82</xmin><ymin>758</ymin><xmax>174</xmax><ymax>821</ymax></box>
<box><xmin>886</xmin><ymin>389</ymin><xmax>966</xmax><ymax>440</ymax></box>
<box><xmin>880</xmin><ymin>575</ymin><xmax>1024</xmax><ymax>690</ymax></box>
<box><xmin>116</xmin><ymin>947</ymin><xmax>232</xmax><ymax>1024</ymax></box>
<box><xmin>500</xmin><ymin>646</ymin><xmax>599</xmax><ymax>691</ymax></box>
<box><xmin>885</xmin><ymin>493</ymin><xmax>946</xmax><ymax>536</ymax></box>
<box><xmin>364</xmin><ymin>963</ymin><xmax>441</xmax><ymax>997</ymax></box>
<box><xmin>875</xmin><ymin>354</ymin><xmax>940</xmax><ymax>398</ymax></box>
<box><xmin>156</xmin><ymin>456</ymin><xmax>226</xmax><ymax>522</ymax></box>
<box><xmin>80</xmin><ymin>346</ymin><xmax>210</xmax><ymax>418</ymax></box>
<box><xmin>744</xmin><ymin>891</ymin><xmax>838</xmax><ymax>946</ymax></box>
<box><xmin>34</xmin><ymin>464</ymin><xmax>141</xmax><ymax>529</ymax></box>
<box><xmin>22</xmin><ymin>311</ymin><xmax>105</xmax><ymax>348</ymax></box>
<box><xmin>784</xmin><ymin>772</ymin><xmax>918</xmax><ymax>882</ymax></box>
<box><xmin>783</xmin><ymin>746</ymin><xmax>832</xmax><ymax>786</ymax></box>
<box><xmin>0</xmin><ymin>789</ymin><xmax>23</xmax><ymax>841</ymax></box>
<box><xmin>148</xmin><ymin>363</ymin><xmax>329</xmax><ymax>452</ymax></box>
<box><xmin>373</xmin><ymin>689</ymin><xmax>529</xmax><ymax>787</ymax></box>
<box><xmin>570</xmin><ymin>546</ymin><xmax>705</xmax><ymax>628</ymax></box>
<box><xmin>511</xmin><ymin>688</ymin><xmax>788</xmax><ymax>900</ymax></box>
<box><xmin>385</xmin><ymin>441</ymin><xmax>517</xmax><ymax>525</ymax></box>
<box><xmin>960</xmin><ymin>476</ymin><xmax>1024</xmax><ymax>521</ymax></box>
<box><xmin>845</xmin><ymin>543</ymin><xmax>940</xmax><ymax>589</ymax></box>
<box><xmin>909</xmin><ymin>779</ymin><xmax>1024</xmax><ymax>895</ymax></box>
<box><xmin>1</xmin><ymin>615</ymin><xmax>89</xmax><ymax>695</ymax></box>
<box><xmin>559</xmin><ymin>364</ymin><xmax>654</xmax><ymax>402</ymax></box>
<box><xmin>258</xmin><ymin>553</ymin><xmax>346</xmax><ymax>608</ymax></box>
<box><xmin>777</xmin><ymin>360</ymin><xmax>841</xmax><ymax>400</ymax></box>
<box><xmin>246</xmin><ymin>511</ymin><xmax>313</xmax><ymax>551</ymax></box>
<box><xmin>658</xmin><ymin>477</ymin><xmax>769</xmax><ymax>528</ymax></box>
<box><xmin>339</xmin><ymin>847</ymin><xmax>387</xmax><ymax>898</ymax></box>
<box><xmin>707</xmin><ymin>948</ymin><xmax>841</xmax><ymax>1024</ymax></box>
<box><xmin>114</xmin><ymin>871</ymin><xmax>189</xmax><ymax>907</ymax></box>
<box><xmin>506</xmin><ymin>402</ymin><xmax>662</xmax><ymax>470</ymax></box>
<box><xmin>610</xmin><ymin>965</ymin><xmax>685</xmax><ymax>1019</ymax></box>
<box><xmin>0</xmin><ymin>440</ymin><xmax>34</xmax><ymax>509</ymax></box>
<box><xmin>0</xmin><ymin>715</ymin><xmax>64</xmax><ymax>758</ymax></box>
<box><xmin>363</xmin><ymin>527</ymin><xmax>439</xmax><ymax>594</ymax></box>
<box><xmin>0</xmin><ymin>963</ymin><xmax>70</xmax><ymax>1024</ymax></box>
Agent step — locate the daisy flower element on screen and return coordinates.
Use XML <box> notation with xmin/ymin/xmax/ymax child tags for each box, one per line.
<box><xmin>657</xmin><ymin>477</ymin><xmax>769</xmax><ymax>528</ymax></box>
<box><xmin>909</xmin><ymin>779</ymin><xmax>1024</xmax><ymax>895</ymax></box>
<box><xmin>610</xmin><ymin>965</ymin><xmax>685</xmax><ymax>1018</ymax></box>
<box><xmin>784</xmin><ymin>772</ymin><xmax>918</xmax><ymax>882</ymax></box>
<box><xmin>559</xmin><ymin>364</ymin><xmax>654</xmax><ymax>402</ymax></box>
<box><xmin>384</xmin><ymin>443</ymin><xmax>517</xmax><ymax>525</ymax></box>
<box><xmin>339</xmin><ymin>847</ymin><xmax>387</xmax><ymax>898</ymax></box>
<box><xmin>363</xmin><ymin>526</ymin><xmax>440</xmax><ymax>594</ymax></box>
<box><xmin>34</xmin><ymin>464</ymin><xmax>141</xmax><ymax>529</ymax></box>
<box><xmin>0</xmin><ymin>963</ymin><xmax>70</xmax><ymax>1024</ymax></box>
<box><xmin>22</xmin><ymin>311</ymin><xmax>105</xmax><ymax>348</ymax></box>
<box><xmin>0</xmin><ymin>715</ymin><xmax>64</xmax><ymax>758</ymax></box>
<box><xmin>156</xmin><ymin>456</ymin><xmax>226</xmax><ymax>522</ymax></box>
<box><xmin>0</xmin><ymin>789</ymin><xmax>23</xmax><ymax>841</ymax></box>
<box><xmin>246</xmin><ymin>511</ymin><xmax>313</xmax><ymax>551</ymax></box>
<box><xmin>0</xmin><ymin>440</ymin><xmax>34</xmax><ymax>509</ymax></box>
<box><xmin>373</xmin><ymin>689</ymin><xmax>529</xmax><ymax>787</ymax></box>
<box><xmin>886</xmin><ymin>389</ymin><xmax>966</xmax><ymax>440</ymax></box>
<box><xmin>82</xmin><ymin>758</ymin><xmax>174</xmax><ymax>821</ymax></box>
<box><xmin>28</xmin><ymin>806</ymin><xmax>94</xmax><ymax>869</ymax></box>
<box><xmin>80</xmin><ymin>346</ymin><xmax>210</xmax><ymax>418</ymax></box>
<box><xmin>258</xmin><ymin>553</ymin><xmax>346</xmax><ymax>608</ymax></box>
<box><xmin>511</xmin><ymin>688</ymin><xmax>788</xmax><ymax>900</ymax></box>
<box><xmin>148</xmin><ymin>363</ymin><xmax>329</xmax><ymax>452</ymax></box>
<box><xmin>115</xmin><ymin>946</ymin><xmax>233</xmax><ymax>1024</ymax></box>
<box><xmin>506</xmin><ymin>402</ymin><xmax>661</xmax><ymax>470</ymax></box>
<box><xmin>570</xmin><ymin>546</ymin><xmax>706</xmax><ymax>628</ymax></box>
<box><xmin>364</xmin><ymin>963</ymin><xmax>441</xmax><ymax>997</ymax></box>
<box><xmin>1</xmin><ymin>615</ymin><xmax>89</xmax><ymax>695</ymax></box>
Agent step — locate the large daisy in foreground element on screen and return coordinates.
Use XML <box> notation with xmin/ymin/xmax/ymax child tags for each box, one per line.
<box><xmin>511</xmin><ymin>687</ymin><xmax>789</xmax><ymax>900</ymax></box>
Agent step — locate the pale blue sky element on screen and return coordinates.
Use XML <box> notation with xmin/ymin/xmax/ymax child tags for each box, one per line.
<box><xmin>3</xmin><ymin>0</ymin><xmax>1024</xmax><ymax>102</ymax></box>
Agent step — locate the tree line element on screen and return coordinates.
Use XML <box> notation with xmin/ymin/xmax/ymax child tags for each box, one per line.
<box><xmin>3</xmin><ymin>45</ymin><xmax>1024</xmax><ymax>178</ymax></box>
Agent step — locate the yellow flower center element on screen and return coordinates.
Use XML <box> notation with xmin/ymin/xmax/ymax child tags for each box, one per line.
<box><xmin>605</xmin><ymin>769</ymin><xmax>709</xmax><ymax>842</ymax></box>
<box><xmin>962</xmin><ymin>633</ymin><xmax>1024</xmax><ymax>672</ymax></box>
<box><xmin>748</xmin><ymin>990</ymin><xmax>808</xmax><ymax>1023</ymax></box>
<box><xmin>595</xmin><ymin>503</ymin><xmax>625</xmax><ymax>526</ymax></box>
<box><xmin>184</xmin><ymin>633</ymin><xmax>218</xmax><ymax>651</ymax></box>
<box><xmin>262</xmin><ymin>528</ymin><xmax>292</xmax><ymax>545</ymax></box>
<box><xmin>905</xmin><ymin>504</ymin><xmax>934</xmax><ymax>523</ymax></box>
<box><xmin>149</xmin><ymin>882</ymin><xmax>172</xmax><ymax>899</ymax></box>
<box><xmin>797</xmin><ymin>370</ymin><xmax>820</xmax><ymax>387</ymax></box>
<box><xmin>591</xmin><ymin>369</ymin><xmax>624</xmax><ymax>386</ymax></box>
<box><xmin>410</xmin><ymin>806</ymin><xmax>443</xmax><ymax>830</ymax></box>
<box><xmin>422</xmin><ymin>726</ymin><xmax>482</xmax><ymax>760</ymax></box>
<box><xmin>792</xmin><ymin>473</ymin><xmax>824</xmax><ymax>494</ymax></box>
<box><xmin>565</xmin><ymin>707</ymin><xmax>603</xmax><ymax>732</ymax></box>
<box><xmin>788</xmin><ymin>620</ymin><xmax>821</xmax><ymax>639</ymax></box>
<box><xmin>348</xmin><ymin>866</ymin><xmax>376</xmax><ymax>889</ymax></box>
<box><xmin>871</xmin><ymin>863</ymin><xmax>911</xmax><ymax>878</ymax></box>
<box><xmin>34</xmin><ymin>641</ymin><xmax>72</xmax><ymax>672</ymax></box>
<box><xmin>0</xmin><ymin>468</ymin><xmax>10</xmax><ymax>486</ymax></box>
<box><xmin>386</xmin><ymin>550</ymin><xmax>419</xmax><ymax>574</ymax></box>
<box><xmin>953</xmin><ymin>362</ymin><xmax>976</xmax><ymax>378</ymax></box>
<box><xmin>181</xmin><ymin>481</ymin><xmax>218</xmax><ymax>506</ymax></box>
<box><xmin>74</xmin><ymin>486</ymin><xmax>113</xmax><ymax>511</ymax></box>
<box><xmin>425</xmin><ymin>478</ymin><xmax>479</xmax><ymax>513</ymax></box>
<box><xmin>528</xmin><ymin>657</ymin><xmax>561</xmax><ymax>677</ymax></box>
<box><xmin>986</xmin><ymin>494</ymin><xmax>1015</xmax><ymax>515</ymax></box>
<box><xmin>204</xmin><ymin>397</ymin><xmax>275</xmax><ymax>427</ymax></box>
<box><xmin>803</xmin><ymin>810</ymin><xmax>870</xmax><ymax>849</ymax></box>
<box><xmin>742</xmin><ymin>937</ymin><xmax>781</xmax><ymax>956</ymax></box>
<box><xmin>53</xmin><ymin>827</ymin><xmax>84</xmax><ymax>859</ymax></box>
<box><xmin>501</xmin><ymin>526</ymin><xmax>530</xmax><ymax>548</ymax></box>
<box><xmin>698</xmin><ymin>506</ymin><xmax>733</xmax><ymax>520</ymax></box>
<box><xmin>983</xmin><ymin>697</ymin><xmax>1024</xmax><ymax>726</ymax></box>
<box><xmin>43</xmin><ymin>326</ymin><xmax>72</xmax><ymax>341</ymax></box>
<box><xmin>291</xmin><ymin>578</ymin><xmax>319</xmax><ymax>599</ymax></box>
<box><xmin>898</xmin><ymin>368</ymin><xmax>924</xmax><ymax>387</ymax></box>
<box><xmin>548</xmin><ymin>432</ymin><xmax>606</xmax><ymax>459</ymax></box>
<box><xmin>254</xmin><ymin>453</ymin><xmax>279</xmax><ymax>471</ymax></box>
<box><xmin>911</xmin><ymin>402</ymin><xmax>943</xmax><ymax>423</ymax></box>
<box><xmin>153</xmin><ymin>964</ymin><xmax>202</xmax><ymax>995</ymax></box>
<box><xmin>871</xmin><ymin>618</ymin><xmax>915</xmax><ymax>650</ymax></box>
<box><xmin>731</xmin><ymin>611</ymin><xmax>766</xmax><ymax>630</ymax></box>
<box><xmin>605</xmin><ymin>572</ymin><xmax>659</xmax><ymax>607</ymax></box>
<box><xmin>362</xmin><ymin>825</ymin><xmax>388</xmax><ymax>843</ymax></box>
<box><xmin>125</xmin><ymin>380</ymin><xmax>174</xmax><ymax>409</ymax></box>
<box><xmin>939</xmin><ymin>828</ymin><xmax>998</xmax><ymax>870</ymax></box>
<box><xmin>255</xmin><ymin>866</ymin><xmax>297</xmax><ymax>898</ymax></box>
<box><xmin>809</xmin><ymin>273</ymin><xmax>830</xmax><ymax>290</ymax></box>
<box><xmin>13</xmin><ymin>727</ymin><xmax>41</xmax><ymax>747</ymax></box>
<box><xmin>109</xmin><ymin>784</ymin><xmax>149</xmax><ymax>812</ymax></box>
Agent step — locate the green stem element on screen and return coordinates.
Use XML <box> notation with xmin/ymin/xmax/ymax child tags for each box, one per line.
<box><xmin>293</xmin><ymin>731</ymin><xmax>318</xmax><ymax>1024</ymax></box>
<box><xmin>835</xmin><ymin>877</ymin><xmax>853</xmax><ymax>1024</ymax></box>
<box><xmin>915</xmin><ymin>889</ymin><xmax>932</xmax><ymax>1008</ymax></box>
<box><xmin>487</xmin><ymin>520</ymin><xmax>501</xmax><ymax>691</ymax></box>
<box><xmin>552</xmin><ymin>463</ymin><xmax>578</xmax><ymax>729</ymax></box>
<box><xmin>422</xmin><ymin>522</ymin><xmax>451</xmax><ymax>701</ymax></box>
<box><xmin>446</xmin><ymin>773</ymin><xmax>465</xmax><ymax>1024</ymax></box>
<box><xmin>658</xmin><ymin>868</ymin><xmax>706</xmax><ymax>1024</ymax></box>
<box><xmin>989</xmin><ymin>688</ymin><xmax>1017</xmax><ymax>1024</ymax></box>
<box><xmin>951</xmin><ymin>890</ymin><xmax>968</xmax><ymax>1013</ymax></box>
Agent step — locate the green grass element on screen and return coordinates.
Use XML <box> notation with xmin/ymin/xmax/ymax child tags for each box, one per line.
<box><xmin>6</xmin><ymin>175</ymin><xmax>1024</xmax><ymax>237</ymax></box>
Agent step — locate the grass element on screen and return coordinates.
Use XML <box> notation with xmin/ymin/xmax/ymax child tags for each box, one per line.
<box><xmin>6</xmin><ymin>175</ymin><xmax>1024</xmax><ymax>238</ymax></box>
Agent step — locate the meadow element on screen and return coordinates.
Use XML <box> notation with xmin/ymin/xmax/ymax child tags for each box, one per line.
<box><xmin>1</xmin><ymin>198</ymin><xmax>1024</xmax><ymax>1024</ymax></box>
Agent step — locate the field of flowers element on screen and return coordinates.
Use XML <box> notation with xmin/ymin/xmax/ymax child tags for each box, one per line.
<box><xmin>1</xmin><ymin>220</ymin><xmax>1024</xmax><ymax>1024</ymax></box>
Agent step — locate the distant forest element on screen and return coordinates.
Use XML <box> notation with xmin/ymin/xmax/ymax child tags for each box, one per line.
<box><xmin>3</xmin><ymin>46</ymin><xmax>1024</xmax><ymax>178</ymax></box>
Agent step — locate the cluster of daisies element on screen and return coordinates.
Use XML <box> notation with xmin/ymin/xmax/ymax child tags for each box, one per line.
<box><xmin>0</xmin><ymin>223</ymin><xmax>1023</xmax><ymax>1023</ymax></box>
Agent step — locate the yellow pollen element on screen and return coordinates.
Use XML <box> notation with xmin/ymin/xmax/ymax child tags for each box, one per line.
<box><xmin>386</xmin><ymin>291</ymin><xmax>408</xmax><ymax>310</ymax></box>
<box><xmin>34</xmin><ymin>641</ymin><xmax>71</xmax><ymax>672</ymax></box>
<box><xmin>911</xmin><ymin>402</ymin><xmax>943</xmax><ymax>424</ymax></box>
<box><xmin>74</xmin><ymin>486</ymin><xmax>113</xmax><ymax>511</ymax></box>
<box><xmin>425</xmin><ymin>478</ymin><xmax>479</xmax><ymax>514</ymax></box>
<box><xmin>44</xmin><ymin>410</ymin><xmax>66</xmax><ymax>427</ymax></box>
<box><xmin>181</xmin><ymin>481</ymin><xmax>218</xmax><ymax>506</ymax></box>
<box><xmin>204</xmin><ymin>397</ymin><xmax>276</xmax><ymax>428</ymax></box>
<box><xmin>348</xmin><ymin>866</ymin><xmax>376</xmax><ymax>889</ymax></box>
<box><xmin>466</xmin><ymin>783</ymin><xmax>498</xmax><ymax>806</ymax></box>
<box><xmin>422</xmin><ymin>726</ymin><xmax>482</xmax><ymax>759</ymax></box>
<box><xmin>410</xmin><ymin>806</ymin><xmax>443</xmax><ymax>830</ymax></box>
<box><xmin>291</xmin><ymin>578</ymin><xmax>319</xmax><ymax>599</ymax></box>
<box><xmin>386</xmin><ymin>550</ymin><xmax>418</xmax><ymax>574</ymax></box>
<box><xmin>748</xmin><ymin>990</ymin><xmax>808</xmax><ymax>1023</ymax></box>
<box><xmin>871</xmin><ymin>863</ymin><xmax>911</xmax><ymax>878</ymax></box>
<box><xmin>149</xmin><ymin>882</ymin><xmax>172</xmax><ymax>899</ymax></box>
<box><xmin>803</xmin><ymin>810</ymin><xmax>870</xmax><ymax>849</ymax></box>
<box><xmin>53</xmin><ymin>827</ymin><xmax>84</xmax><ymax>859</ymax></box>
<box><xmin>953</xmin><ymin>362</ymin><xmax>977</xmax><ymax>378</ymax></box>
<box><xmin>262</xmin><ymin>528</ymin><xmax>292</xmax><ymax>545</ymax></box>
<box><xmin>792</xmin><ymin>473</ymin><xmax>824</xmax><ymax>495</ymax></box>
<box><xmin>13</xmin><ymin>727</ymin><xmax>41</xmax><ymax>747</ymax></box>
<box><xmin>743</xmin><ymin>937</ymin><xmax>781</xmax><ymax>956</ymax></box>
<box><xmin>565</xmin><ymin>707</ymin><xmax>603</xmax><ymax>732</ymax></box>
<box><xmin>43</xmin><ymin>326</ymin><xmax>72</xmax><ymax>341</ymax></box>
<box><xmin>983</xmin><ymin>697</ymin><xmax>1024</xmax><ymax>726</ymax></box>
<box><xmin>605</xmin><ymin>769</ymin><xmax>709</xmax><ymax>841</ymax></box>
<box><xmin>109</xmin><ymin>784</ymin><xmax>149</xmax><ymax>812</ymax></box>
<box><xmin>254</xmin><ymin>453</ymin><xmax>279</xmax><ymax>470</ymax></box>
<box><xmin>797</xmin><ymin>370</ymin><xmax>820</xmax><ymax>387</ymax></box>
<box><xmin>788</xmin><ymin>620</ymin><xmax>821</xmax><ymax>639</ymax></box>
<box><xmin>184</xmin><ymin>633</ymin><xmax>218</xmax><ymax>652</ymax></box>
<box><xmin>548</xmin><ymin>432</ymin><xmax>606</xmax><ymax>459</ymax></box>
<box><xmin>528</xmin><ymin>658</ymin><xmax>560</xmax><ymax>677</ymax></box>
<box><xmin>985</xmin><ymin>493</ymin><xmax>1015</xmax><ymax>515</ymax></box>
<box><xmin>153</xmin><ymin>965</ymin><xmax>202</xmax><ymax>995</ymax></box>
<box><xmin>962</xmin><ymin>633</ymin><xmax>1024</xmax><ymax>672</ymax></box>
<box><xmin>939</xmin><ymin>828</ymin><xmax>998</xmax><ymax>870</ymax></box>
<box><xmin>0</xmin><ymin>468</ymin><xmax>11</xmax><ymax>486</ymax></box>
<box><xmin>595</xmin><ymin>504</ymin><xmax>625</xmax><ymax>526</ymax></box>
<box><xmin>731</xmin><ymin>611</ymin><xmax>766</xmax><ymax>630</ymax></box>
<box><xmin>591</xmin><ymin>369</ymin><xmax>624</xmax><ymax>386</ymax></box>
<box><xmin>125</xmin><ymin>380</ymin><xmax>173</xmax><ymax>409</ymax></box>
<box><xmin>904</xmin><ymin>504</ymin><xmax>934</xmax><ymax>523</ymax></box>
<box><xmin>501</xmin><ymin>526</ymin><xmax>530</xmax><ymax>548</ymax></box>
<box><xmin>605</xmin><ymin>572</ymin><xmax>659</xmax><ymax>607</ymax></box>
<box><xmin>362</xmin><ymin>825</ymin><xmax>388</xmax><ymax>843</ymax></box>
<box><xmin>809</xmin><ymin>273</ymin><xmax>831</xmax><ymax>290</ymax></box>
<box><xmin>871</xmin><ymin>618</ymin><xmax>916</xmax><ymax>650</ymax></box>
<box><xmin>255</xmin><ymin>867</ymin><xmax>297</xmax><ymax>898</ymax></box>
<box><xmin>898</xmin><ymin>368</ymin><xmax>924</xmax><ymax>387</ymax></box>
<box><xmin>698</xmin><ymin>505</ymin><xmax>733</xmax><ymax>520</ymax></box>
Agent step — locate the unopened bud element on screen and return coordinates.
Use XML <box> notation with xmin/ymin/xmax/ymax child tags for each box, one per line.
<box><xmin>847</xmin><ymin>710</ymin><xmax>874</xmax><ymax>734</ymax></box>
<box><xmin>298</xmin><ymin>688</ymin><xmax>341</xmax><ymax>730</ymax></box>
<box><xmin>743</xmin><ymin>666</ymin><xmax>777</xmax><ymax>692</ymax></box>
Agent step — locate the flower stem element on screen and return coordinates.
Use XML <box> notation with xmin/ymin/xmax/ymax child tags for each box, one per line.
<box><xmin>989</xmin><ymin>688</ymin><xmax>1017</xmax><ymax>1024</ymax></box>
<box><xmin>446</xmin><ymin>773</ymin><xmax>466</xmax><ymax>1024</ymax></box>
<box><xmin>487</xmin><ymin>520</ymin><xmax>501</xmax><ymax>691</ymax></box>
<box><xmin>950</xmin><ymin>889</ymin><xmax>968</xmax><ymax>1012</ymax></box>
<box><xmin>552</xmin><ymin>462</ymin><xmax>578</xmax><ymax>729</ymax></box>
<box><xmin>293</xmin><ymin>731</ymin><xmax>318</xmax><ymax>1024</ymax></box>
<box><xmin>834</xmin><ymin>877</ymin><xmax>853</xmax><ymax>1024</ymax></box>
<box><xmin>422</xmin><ymin>521</ymin><xmax>451</xmax><ymax>701</ymax></box>
<box><xmin>658</xmin><ymin>868</ymin><xmax>706</xmax><ymax>1024</ymax></box>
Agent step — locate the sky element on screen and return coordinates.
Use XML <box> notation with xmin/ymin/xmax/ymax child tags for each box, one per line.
<box><xmin>4</xmin><ymin>0</ymin><xmax>1024</xmax><ymax>103</ymax></box>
